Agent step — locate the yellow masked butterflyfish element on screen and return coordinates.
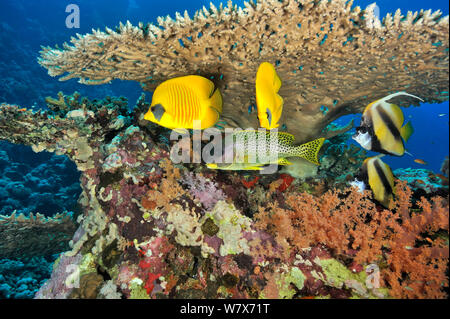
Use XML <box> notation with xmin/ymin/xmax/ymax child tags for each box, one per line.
<box><xmin>255</xmin><ymin>62</ymin><xmax>283</xmax><ymax>130</ymax></box>
<box><xmin>144</xmin><ymin>75</ymin><xmax>222</xmax><ymax>130</ymax></box>
<box><xmin>352</xmin><ymin>92</ymin><xmax>423</xmax><ymax>156</ymax></box>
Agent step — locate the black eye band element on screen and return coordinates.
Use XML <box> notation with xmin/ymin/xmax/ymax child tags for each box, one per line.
<box><xmin>357</xmin><ymin>126</ymin><xmax>367</xmax><ymax>133</ymax></box>
<box><xmin>151</xmin><ymin>104</ymin><xmax>165</xmax><ymax>121</ymax></box>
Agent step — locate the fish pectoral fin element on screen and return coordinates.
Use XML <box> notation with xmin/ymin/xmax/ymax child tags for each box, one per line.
<box><xmin>244</xmin><ymin>165</ymin><xmax>264</xmax><ymax>170</ymax></box>
<box><xmin>277</xmin><ymin>158</ymin><xmax>292</xmax><ymax>165</ymax></box>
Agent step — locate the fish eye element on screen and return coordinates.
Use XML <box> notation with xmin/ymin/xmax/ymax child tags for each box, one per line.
<box><xmin>357</xmin><ymin>126</ymin><xmax>367</xmax><ymax>133</ymax></box>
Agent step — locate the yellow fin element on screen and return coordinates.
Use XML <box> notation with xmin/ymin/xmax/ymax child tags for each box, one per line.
<box><xmin>176</xmin><ymin>75</ymin><xmax>215</xmax><ymax>99</ymax></box>
<box><xmin>277</xmin><ymin>158</ymin><xmax>292</xmax><ymax>165</ymax></box>
<box><xmin>294</xmin><ymin>137</ymin><xmax>325</xmax><ymax>165</ymax></box>
<box><xmin>208</xmin><ymin>86</ymin><xmax>223</xmax><ymax>114</ymax></box>
<box><xmin>276</xmin><ymin>132</ymin><xmax>295</xmax><ymax>145</ymax></box>
<box><xmin>400</xmin><ymin>121</ymin><xmax>414</xmax><ymax>142</ymax></box>
<box><xmin>384</xmin><ymin>103</ymin><xmax>404</xmax><ymax>128</ymax></box>
<box><xmin>172</xmin><ymin>128</ymin><xmax>189</xmax><ymax>134</ymax></box>
<box><xmin>244</xmin><ymin>166</ymin><xmax>264</xmax><ymax>170</ymax></box>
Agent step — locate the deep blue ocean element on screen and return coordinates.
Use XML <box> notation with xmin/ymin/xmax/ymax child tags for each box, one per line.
<box><xmin>0</xmin><ymin>0</ymin><xmax>448</xmax><ymax>300</ymax></box>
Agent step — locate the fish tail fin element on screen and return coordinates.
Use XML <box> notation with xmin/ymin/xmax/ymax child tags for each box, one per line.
<box><xmin>293</xmin><ymin>137</ymin><xmax>325</xmax><ymax>165</ymax></box>
<box><xmin>400</xmin><ymin>121</ymin><xmax>414</xmax><ymax>142</ymax></box>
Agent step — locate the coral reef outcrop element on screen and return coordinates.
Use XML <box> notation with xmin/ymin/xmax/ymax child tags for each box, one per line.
<box><xmin>1</xmin><ymin>89</ymin><xmax>448</xmax><ymax>298</ymax></box>
<box><xmin>0</xmin><ymin>256</ymin><xmax>54</xmax><ymax>299</ymax></box>
<box><xmin>0</xmin><ymin>0</ymin><xmax>448</xmax><ymax>300</ymax></box>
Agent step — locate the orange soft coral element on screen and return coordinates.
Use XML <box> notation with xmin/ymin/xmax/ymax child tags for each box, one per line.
<box><xmin>254</xmin><ymin>181</ymin><xmax>449</xmax><ymax>298</ymax></box>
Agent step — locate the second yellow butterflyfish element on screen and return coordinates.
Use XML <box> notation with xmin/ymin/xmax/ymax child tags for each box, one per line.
<box><xmin>255</xmin><ymin>62</ymin><xmax>283</xmax><ymax>130</ymax></box>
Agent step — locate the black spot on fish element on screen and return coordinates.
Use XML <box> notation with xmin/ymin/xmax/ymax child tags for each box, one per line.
<box><xmin>266</xmin><ymin>108</ymin><xmax>272</xmax><ymax>126</ymax></box>
<box><xmin>151</xmin><ymin>104</ymin><xmax>165</xmax><ymax>121</ymax></box>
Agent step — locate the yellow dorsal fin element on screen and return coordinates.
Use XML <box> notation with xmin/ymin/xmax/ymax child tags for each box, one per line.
<box><xmin>381</xmin><ymin>103</ymin><xmax>404</xmax><ymax>128</ymax></box>
<box><xmin>176</xmin><ymin>75</ymin><xmax>215</xmax><ymax>99</ymax></box>
<box><xmin>276</xmin><ymin>132</ymin><xmax>295</xmax><ymax>145</ymax></box>
<box><xmin>364</xmin><ymin>91</ymin><xmax>424</xmax><ymax>116</ymax></box>
<box><xmin>273</xmin><ymin>69</ymin><xmax>282</xmax><ymax>92</ymax></box>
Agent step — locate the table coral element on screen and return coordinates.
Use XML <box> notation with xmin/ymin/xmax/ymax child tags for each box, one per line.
<box><xmin>0</xmin><ymin>212</ymin><xmax>76</xmax><ymax>259</ymax></box>
<box><xmin>38</xmin><ymin>0</ymin><xmax>448</xmax><ymax>143</ymax></box>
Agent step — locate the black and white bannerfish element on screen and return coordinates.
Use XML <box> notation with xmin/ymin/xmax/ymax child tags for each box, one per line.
<box><xmin>352</xmin><ymin>92</ymin><xmax>423</xmax><ymax>156</ymax></box>
<box><xmin>350</xmin><ymin>155</ymin><xmax>395</xmax><ymax>208</ymax></box>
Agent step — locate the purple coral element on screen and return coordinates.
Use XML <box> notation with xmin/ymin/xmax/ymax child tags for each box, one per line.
<box><xmin>182</xmin><ymin>172</ymin><xmax>225</xmax><ymax>210</ymax></box>
<box><xmin>34</xmin><ymin>252</ymin><xmax>82</xmax><ymax>299</ymax></box>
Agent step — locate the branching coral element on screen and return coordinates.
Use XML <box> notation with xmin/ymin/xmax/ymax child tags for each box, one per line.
<box><xmin>38</xmin><ymin>0</ymin><xmax>448</xmax><ymax>142</ymax></box>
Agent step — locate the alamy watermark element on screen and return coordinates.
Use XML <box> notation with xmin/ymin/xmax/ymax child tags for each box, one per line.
<box><xmin>65</xmin><ymin>4</ymin><xmax>80</xmax><ymax>29</ymax></box>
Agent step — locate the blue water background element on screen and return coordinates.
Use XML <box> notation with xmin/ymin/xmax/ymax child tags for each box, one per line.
<box><xmin>0</xmin><ymin>0</ymin><xmax>448</xmax><ymax>173</ymax></box>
